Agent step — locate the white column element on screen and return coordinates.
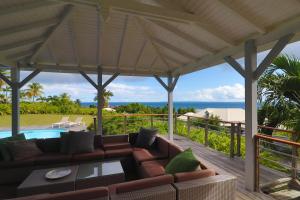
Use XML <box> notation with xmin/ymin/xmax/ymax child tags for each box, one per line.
<box><xmin>97</xmin><ymin>66</ymin><xmax>103</xmax><ymax>135</ymax></box>
<box><xmin>168</xmin><ymin>75</ymin><xmax>173</xmax><ymax>141</ymax></box>
<box><xmin>11</xmin><ymin>67</ymin><xmax>20</xmax><ymax>136</ymax></box>
<box><xmin>244</xmin><ymin>39</ymin><xmax>258</xmax><ymax>191</ymax></box>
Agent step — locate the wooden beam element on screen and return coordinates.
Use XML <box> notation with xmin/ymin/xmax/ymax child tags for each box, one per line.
<box><xmin>117</xmin><ymin>15</ymin><xmax>129</xmax><ymax>68</ymax></box>
<box><xmin>6</xmin><ymin>50</ymin><xmax>33</xmax><ymax>61</ymax></box>
<box><xmin>0</xmin><ymin>1</ymin><xmax>59</xmax><ymax>17</ymax></box>
<box><xmin>50</xmin><ymin>0</ymin><xmax>98</xmax><ymax>8</ymax></box>
<box><xmin>217</xmin><ymin>0</ymin><xmax>266</xmax><ymax>33</ymax></box>
<box><xmin>134</xmin><ymin>40</ymin><xmax>147</xmax><ymax>69</ymax></box>
<box><xmin>254</xmin><ymin>33</ymin><xmax>295</xmax><ymax>79</ymax></box>
<box><xmin>79</xmin><ymin>71</ymin><xmax>97</xmax><ymax>89</ymax></box>
<box><xmin>154</xmin><ymin>75</ymin><xmax>168</xmax><ymax>91</ymax></box>
<box><xmin>103</xmin><ymin>73</ymin><xmax>119</xmax><ymax>88</ymax></box>
<box><xmin>30</xmin><ymin>5</ymin><xmax>74</xmax><ymax>62</ymax></box>
<box><xmin>224</xmin><ymin>56</ymin><xmax>245</xmax><ymax>77</ymax></box>
<box><xmin>173</xmin><ymin>14</ymin><xmax>300</xmax><ymax>76</ymax></box>
<box><xmin>149</xmin><ymin>19</ymin><xmax>215</xmax><ymax>54</ymax></box>
<box><xmin>0</xmin><ymin>18</ymin><xmax>59</xmax><ymax>38</ymax></box>
<box><xmin>164</xmin><ymin>54</ymin><xmax>185</xmax><ymax>66</ymax></box>
<box><xmin>68</xmin><ymin>19</ymin><xmax>80</xmax><ymax>64</ymax></box>
<box><xmin>135</xmin><ymin>17</ymin><xmax>171</xmax><ymax>70</ymax></box>
<box><xmin>101</xmin><ymin>0</ymin><xmax>235</xmax><ymax>46</ymax></box>
<box><xmin>0</xmin><ymin>71</ymin><xmax>12</xmax><ymax>86</ymax></box>
<box><xmin>152</xmin><ymin>37</ymin><xmax>197</xmax><ymax>61</ymax></box>
<box><xmin>170</xmin><ymin>75</ymin><xmax>179</xmax><ymax>91</ymax></box>
<box><xmin>19</xmin><ymin>69</ymin><xmax>41</xmax><ymax>88</ymax></box>
<box><xmin>0</xmin><ymin>37</ymin><xmax>45</xmax><ymax>52</ymax></box>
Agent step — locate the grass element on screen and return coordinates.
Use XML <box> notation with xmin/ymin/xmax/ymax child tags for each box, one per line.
<box><xmin>0</xmin><ymin>114</ymin><xmax>95</xmax><ymax>128</ymax></box>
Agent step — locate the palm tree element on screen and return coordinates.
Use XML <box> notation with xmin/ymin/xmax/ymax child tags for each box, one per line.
<box><xmin>25</xmin><ymin>82</ymin><xmax>43</xmax><ymax>102</ymax></box>
<box><xmin>94</xmin><ymin>89</ymin><xmax>113</xmax><ymax>107</ymax></box>
<box><xmin>0</xmin><ymin>69</ymin><xmax>9</xmax><ymax>93</ymax></box>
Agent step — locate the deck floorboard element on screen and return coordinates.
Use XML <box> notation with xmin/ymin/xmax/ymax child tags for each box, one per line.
<box><xmin>173</xmin><ymin>135</ymin><xmax>286</xmax><ymax>200</ymax></box>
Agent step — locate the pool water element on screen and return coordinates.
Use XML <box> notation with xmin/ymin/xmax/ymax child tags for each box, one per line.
<box><xmin>0</xmin><ymin>129</ymin><xmax>67</xmax><ymax>139</ymax></box>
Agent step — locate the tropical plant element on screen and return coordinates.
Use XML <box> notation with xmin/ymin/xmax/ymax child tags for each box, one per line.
<box><xmin>94</xmin><ymin>89</ymin><xmax>113</xmax><ymax>107</ymax></box>
<box><xmin>25</xmin><ymin>82</ymin><xmax>43</xmax><ymax>102</ymax></box>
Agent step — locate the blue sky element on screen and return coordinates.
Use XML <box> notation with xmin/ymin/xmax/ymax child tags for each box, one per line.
<box><xmin>21</xmin><ymin>41</ymin><xmax>300</xmax><ymax>102</ymax></box>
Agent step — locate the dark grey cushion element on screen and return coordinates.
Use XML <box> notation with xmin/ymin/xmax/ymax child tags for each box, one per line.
<box><xmin>135</xmin><ymin>128</ymin><xmax>158</xmax><ymax>149</ymax></box>
<box><xmin>67</xmin><ymin>132</ymin><xmax>95</xmax><ymax>154</ymax></box>
<box><xmin>6</xmin><ymin>140</ymin><xmax>42</xmax><ymax>161</ymax></box>
<box><xmin>60</xmin><ymin>133</ymin><xmax>70</xmax><ymax>154</ymax></box>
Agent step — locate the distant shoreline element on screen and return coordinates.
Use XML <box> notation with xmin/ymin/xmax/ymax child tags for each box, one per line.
<box><xmin>81</xmin><ymin>101</ymin><xmax>245</xmax><ymax>110</ymax></box>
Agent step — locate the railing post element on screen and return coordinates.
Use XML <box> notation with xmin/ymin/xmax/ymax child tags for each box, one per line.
<box><xmin>230</xmin><ymin>123</ymin><xmax>235</xmax><ymax>158</ymax></box>
<box><xmin>150</xmin><ymin>115</ymin><xmax>153</xmax><ymax>128</ymax></box>
<box><xmin>124</xmin><ymin>115</ymin><xmax>127</xmax><ymax>134</ymax></box>
<box><xmin>237</xmin><ymin>123</ymin><xmax>242</xmax><ymax>157</ymax></box>
<box><xmin>255</xmin><ymin>135</ymin><xmax>260</xmax><ymax>192</ymax></box>
<box><xmin>93</xmin><ymin>117</ymin><xmax>97</xmax><ymax>134</ymax></box>
<box><xmin>205</xmin><ymin>113</ymin><xmax>209</xmax><ymax>146</ymax></box>
<box><xmin>187</xmin><ymin>116</ymin><xmax>191</xmax><ymax>135</ymax></box>
<box><xmin>174</xmin><ymin>113</ymin><xmax>177</xmax><ymax>135</ymax></box>
<box><xmin>291</xmin><ymin>133</ymin><xmax>298</xmax><ymax>180</ymax></box>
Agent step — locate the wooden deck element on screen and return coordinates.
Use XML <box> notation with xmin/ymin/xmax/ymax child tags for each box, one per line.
<box><xmin>173</xmin><ymin>135</ymin><xmax>286</xmax><ymax>200</ymax></box>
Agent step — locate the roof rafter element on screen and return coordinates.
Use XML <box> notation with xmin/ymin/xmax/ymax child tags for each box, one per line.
<box><xmin>30</xmin><ymin>5</ymin><xmax>74</xmax><ymax>63</ymax></box>
<box><xmin>100</xmin><ymin>0</ymin><xmax>235</xmax><ymax>46</ymax></box>
<box><xmin>152</xmin><ymin>37</ymin><xmax>197</xmax><ymax>61</ymax></box>
<box><xmin>117</xmin><ymin>15</ymin><xmax>129</xmax><ymax>68</ymax></box>
<box><xmin>6</xmin><ymin>50</ymin><xmax>33</xmax><ymax>61</ymax></box>
<box><xmin>134</xmin><ymin>40</ymin><xmax>148</xmax><ymax>69</ymax></box>
<box><xmin>134</xmin><ymin>17</ymin><xmax>172</xmax><ymax>70</ymax></box>
<box><xmin>217</xmin><ymin>0</ymin><xmax>266</xmax><ymax>34</ymax></box>
<box><xmin>0</xmin><ymin>1</ymin><xmax>59</xmax><ymax>17</ymax></box>
<box><xmin>67</xmin><ymin>19</ymin><xmax>80</xmax><ymax>64</ymax></box>
<box><xmin>0</xmin><ymin>37</ymin><xmax>45</xmax><ymax>52</ymax></box>
<box><xmin>148</xmin><ymin>19</ymin><xmax>215</xmax><ymax>54</ymax></box>
<box><xmin>0</xmin><ymin>18</ymin><xmax>59</xmax><ymax>38</ymax></box>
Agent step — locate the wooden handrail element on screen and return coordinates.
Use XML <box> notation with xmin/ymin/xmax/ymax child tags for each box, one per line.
<box><xmin>256</xmin><ymin>134</ymin><xmax>300</xmax><ymax>148</ymax></box>
<box><xmin>258</xmin><ymin>125</ymin><xmax>297</xmax><ymax>134</ymax></box>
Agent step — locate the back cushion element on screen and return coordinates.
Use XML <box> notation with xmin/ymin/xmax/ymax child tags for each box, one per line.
<box><xmin>0</xmin><ymin>133</ymin><xmax>26</xmax><ymax>161</ymax></box>
<box><xmin>169</xmin><ymin>143</ymin><xmax>183</xmax><ymax>159</ymax></box>
<box><xmin>36</xmin><ymin>138</ymin><xmax>60</xmax><ymax>153</ymax></box>
<box><xmin>6</xmin><ymin>140</ymin><xmax>42</xmax><ymax>161</ymax></box>
<box><xmin>135</xmin><ymin>128</ymin><xmax>157</xmax><ymax>149</ymax></box>
<box><xmin>67</xmin><ymin>132</ymin><xmax>95</xmax><ymax>154</ymax></box>
<box><xmin>156</xmin><ymin>137</ymin><xmax>169</xmax><ymax>156</ymax></box>
<box><xmin>128</xmin><ymin>132</ymin><xmax>139</xmax><ymax>146</ymax></box>
<box><xmin>94</xmin><ymin>135</ymin><xmax>103</xmax><ymax>148</ymax></box>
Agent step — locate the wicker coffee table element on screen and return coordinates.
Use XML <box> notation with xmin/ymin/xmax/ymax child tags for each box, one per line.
<box><xmin>17</xmin><ymin>160</ymin><xmax>125</xmax><ymax>196</ymax></box>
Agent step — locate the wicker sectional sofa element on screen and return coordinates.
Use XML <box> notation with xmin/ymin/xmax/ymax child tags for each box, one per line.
<box><xmin>2</xmin><ymin>133</ymin><xmax>237</xmax><ymax>200</ymax></box>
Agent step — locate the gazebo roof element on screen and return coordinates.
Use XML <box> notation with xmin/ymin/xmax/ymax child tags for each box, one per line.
<box><xmin>0</xmin><ymin>0</ymin><xmax>300</xmax><ymax>76</ymax></box>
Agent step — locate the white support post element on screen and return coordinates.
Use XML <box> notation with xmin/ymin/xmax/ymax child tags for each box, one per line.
<box><xmin>168</xmin><ymin>75</ymin><xmax>174</xmax><ymax>141</ymax></box>
<box><xmin>11</xmin><ymin>67</ymin><xmax>20</xmax><ymax>136</ymax></box>
<box><xmin>244</xmin><ymin>39</ymin><xmax>258</xmax><ymax>192</ymax></box>
<box><xmin>97</xmin><ymin>66</ymin><xmax>103</xmax><ymax>135</ymax></box>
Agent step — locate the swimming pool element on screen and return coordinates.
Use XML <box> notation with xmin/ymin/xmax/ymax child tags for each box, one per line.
<box><xmin>0</xmin><ymin>129</ymin><xmax>67</xmax><ymax>139</ymax></box>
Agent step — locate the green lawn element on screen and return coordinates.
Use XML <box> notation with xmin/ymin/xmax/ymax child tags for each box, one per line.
<box><xmin>0</xmin><ymin>114</ymin><xmax>95</xmax><ymax>128</ymax></box>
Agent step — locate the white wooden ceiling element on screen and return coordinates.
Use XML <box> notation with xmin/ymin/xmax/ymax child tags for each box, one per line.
<box><xmin>0</xmin><ymin>0</ymin><xmax>300</xmax><ymax>76</ymax></box>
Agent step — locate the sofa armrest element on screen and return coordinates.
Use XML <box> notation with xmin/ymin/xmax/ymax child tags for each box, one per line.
<box><xmin>102</xmin><ymin>135</ymin><xmax>128</xmax><ymax>144</ymax></box>
<box><xmin>109</xmin><ymin>175</ymin><xmax>174</xmax><ymax>194</ymax></box>
<box><xmin>174</xmin><ymin>169</ymin><xmax>216</xmax><ymax>182</ymax></box>
<box><xmin>173</xmin><ymin>175</ymin><xmax>236</xmax><ymax>200</ymax></box>
<box><xmin>110</xmin><ymin>184</ymin><xmax>176</xmax><ymax>200</ymax></box>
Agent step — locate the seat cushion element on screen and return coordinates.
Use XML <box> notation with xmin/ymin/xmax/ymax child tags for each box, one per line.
<box><xmin>105</xmin><ymin>148</ymin><xmax>133</xmax><ymax>158</ymax></box>
<box><xmin>103</xmin><ymin>142</ymin><xmax>131</xmax><ymax>151</ymax></box>
<box><xmin>109</xmin><ymin>175</ymin><xmax>174</xmax><ymax>194</ymax></box>
<box><xmin>140</xmin><ymin>159</ymin><xmax>169</xmax><ymax>178</ymax></box>
<box><xmin>133</xmin><ymin>149</ymin><xmax>167</xmax><ymax>165</ymax></box>
<box><xmin>72</xmin><ymin>149</ymin><xmax>105</xmax><ymax>162</ymax></box>
<box><xmin>34</xmin><ymin>153</ymin><xmax>71</xmax><ymax>165</ymax></box>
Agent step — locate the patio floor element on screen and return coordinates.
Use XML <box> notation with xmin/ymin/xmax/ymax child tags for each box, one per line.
<box><xmin>173</xmin><ymin>134</ymin><xmax>286</xmax><ymax>200</ymax></box>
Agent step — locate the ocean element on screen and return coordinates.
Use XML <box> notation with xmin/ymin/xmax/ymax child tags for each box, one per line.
<box><xmin>81</xmin><ymin>102</ymin><xmax>245</xmax><ymax>110</ymax></box>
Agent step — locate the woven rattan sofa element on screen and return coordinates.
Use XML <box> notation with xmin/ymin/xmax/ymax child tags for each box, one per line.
<box><xmin>3</xmin><ymin>133</ymin><xmax>237</xmax><ymax>200</ymax></box>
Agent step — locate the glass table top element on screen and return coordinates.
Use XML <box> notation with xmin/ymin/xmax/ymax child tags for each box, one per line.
<box><xmin>77</xmin><ymin>160</ymin><xmax>124</xmax><ymax>180</ymax></box>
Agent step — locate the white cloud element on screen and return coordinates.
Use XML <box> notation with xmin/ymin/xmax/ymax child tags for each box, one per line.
<box><xmin>190</xmin><ymin>84</ymin><xmax>245</xmax><ymax>102</ymax></box>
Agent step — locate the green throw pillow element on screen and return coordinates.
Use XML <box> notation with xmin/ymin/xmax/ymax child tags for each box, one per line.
<box><xmin>0</xmin><ymin>134</ymin><xmax>26</xmax><ymax>161</ymax></box>
<box><xmin>165</xmin><ymin>148</ymin><xmax>200</xmax><ymax>174</ymax></box>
